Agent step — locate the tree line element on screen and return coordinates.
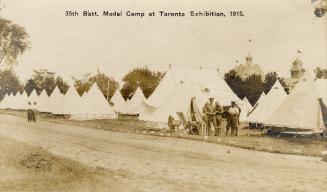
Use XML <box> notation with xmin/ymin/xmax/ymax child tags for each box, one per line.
<box><xmin>0</xmin><ymin>67</ymin><xmax>164</xmax><ymax>102</ymax></box>
<box><xmin>224</xmin><ymin>70</ymin><xmax>288</xmax><ymax>106</ymax></box>
<box><xmin>1</xmin><ymin>67</ymin><xmax>289</xmax><ymax>107</ymax></box>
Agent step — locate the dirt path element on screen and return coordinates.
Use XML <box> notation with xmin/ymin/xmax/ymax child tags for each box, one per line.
<box><xmin>0</xmin><ymin>114</ymin><xmax>326</xmax><ymax>192</ymax></box>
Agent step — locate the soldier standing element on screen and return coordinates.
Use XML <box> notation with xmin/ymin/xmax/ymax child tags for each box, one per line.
<box><xmin>202</xmin><ymin>102</ymin><xmax>209</xmax><ymax>136</ymax></box>
<box><xmin>27</xmin><ymin>102</ymin><xmax>33</xmax><ymax>122</ymax></box>
<box><xmin>236</xmin><ymin>103</ymin><xmax>242</xmax><ymax>126</ymax></box>
<box><xmin>214</xmin><ymin>101</ymin><xmax>223</xmax><ymax>136</ymax></box>
<box><xmin>228</xmin><ymin>101</ymin><xmax>240</xmax><ymax>136</ymax></box>
<box><xmin>205</xmin><ymin>98</ymin><xmax>216</xmax><ymax>136</ymax></box>
<box><xmin>32</xmin><ymin>101</ymin><xmax>38</xmax><ymax>122</ymax></box>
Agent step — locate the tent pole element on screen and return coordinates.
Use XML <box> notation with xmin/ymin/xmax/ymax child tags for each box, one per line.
<box><xmin>106</xmin><ymin>79</ymin><xmax>110</xmax><ymax>102</ymax></box>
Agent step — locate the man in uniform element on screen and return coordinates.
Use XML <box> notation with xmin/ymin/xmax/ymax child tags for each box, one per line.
<box><xmin>228</xmin><ymin>101</ymin><xmax>240</xmax><ymax>136</ymax></box>
<box><xmin>27</xmin><ymin>102</ymin><xmax>33</xmax><ymax>122</ymax></box>
<box><xmin>236</xmin><ymin>103</ymin><xmax>242</xmax><ymax>126</ymax></box>
<box><xmin>214</xmin><ymin>101</ymin><xmax>223</xmax><ymax>136</ymax></box>
<box><xmin>202</xmin><ymin>102</ymin><xmax>209</xmax><ymax>136</ymax></box>
<box><xmin>205</xmin><ymin>98</ymin><xmax>216</xmax><ymax>136</ymax></box>
<box><xmin>32</xmin><ymin>101</ymin><xmax>38</xmax><ymax>122</ymax></box>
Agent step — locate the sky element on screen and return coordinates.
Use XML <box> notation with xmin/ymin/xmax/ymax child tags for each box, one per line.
<box><xmin>0</xmin><ymin>0</ymin><xmax>326</xmax><ymax>85</ymax></box>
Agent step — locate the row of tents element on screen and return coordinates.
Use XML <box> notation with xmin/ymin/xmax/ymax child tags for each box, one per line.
<box><xmin>136</xmin><ymin>69</ymin><xmax>326</xmax><ymax>133</ymax></box>
<box><xmin>0</xmin><ymin>67</ymin><xmax>326</xmax><ymax>133</ymax></box>
<box><xmin>0</xmin><ymin>83</ymin><xmax>146</xmax><ymax>120</ymax></box>
<box><xmin>0</xmin><ymin>68</ymin><xmax>252</xmax><ymax>124</ymax></box>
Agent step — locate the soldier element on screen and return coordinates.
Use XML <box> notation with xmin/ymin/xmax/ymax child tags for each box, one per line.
<box><xmin>228</xmin><ymin>101</ymin><xmax>240</xmax><ymax>136</ymax></box>
<box><xmin>225</xmin><ymin>111</ymin><xmax>231</xmax><ymax>136</ymax></box>
<box><xmin>31</xmin><ymin>101</ymin><xmax>38</xmax><ymax>122</ymax></box>
<box><xmin>202</xmin><ymin>102</ymin><xmax>209</xmax><ymax>136</ymax></box>
<box><xmin>202</xmin><ymin>102</ymin><xmax>209</xmax><ymax>120</ymax></box>
<box><xmin>214</xmin><ymin>101</ymin><xmax>223</xmax><ymax>136</ymax></box>
<box><xmin>236</xmin><ymin>103</ymin><xmax>242</xmax><ymax>126</ymax></box>
<box><xmin>27</xmin><ymin>102</ymin><xmax>33</xmax><ymax>122</ymax></box>
<box><xmin>205</xmin><ymin>98</ymin><xmax>216</xmax><ymax>136</ymax></box>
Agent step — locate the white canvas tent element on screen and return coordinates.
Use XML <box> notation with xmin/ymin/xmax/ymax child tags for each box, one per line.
<box><xmin>52</xmin><ymin>86</ymin><xmax>82</xmax><ymax>115</ymax></box>
<box><xmin>10</xmin><ymin>92</ymin><xmax>22</xmax><ymax>110</ymax></box>
<box><xmin>238</xmin><ymin>97</ymin><xmax>253</xmax><ymax>122</ymax></box>
<box><xmin>139</xmin><ymin>68</ymin><xmax>241</xmax><ymax>121</ymax></box>
<box><xmin>0</xmin><ymin>93</ymin><xmax>12</xmax><ymax>109</ymax></box>
<box><xmin>110</xmin><ymin>89</ymin><xmax>127</xmax><ymax>113</ymax></box>
<box><xmin>247</xmin><ymin>80</ymin><xmax>287</xmax><ymax>124</ymax></box>
<box><xmin>70</xmin><ymin>83</ymin><xmax>117</xmax><ymax>120</ymax></box>
<box><xmin>42</xmin><ymin>87</ymin><xmax>64</xmax><ymax>113</ymax></box>
<box><xmin>143</xmin><ymin>76</ymin><xmax>237</xmax><ymax>125</ymax></box>
<box><xmin>25</xmin><ymin>89</ymin><xmax>39</xmax><ymax>110</ymax></box>
<box><xmin>127</xmin><ymin>86</ymin><xmax>146</xmax><ymax>114</ymax></box>
<box><xmin>265</xmin><ymin>72</ymin><xmax>325</xmax><ymax>133</ymax></box>
<box><xmin>38</xmin><ymin>90</ymin><xmax>50</xmax><ymax>112</ymax></box>
<box><xmin>18</xmin><ymin>91</ymin><xmax>29</xmax><ymax>110</ymax></box>
<box><xmin>144</xmin><ymin>81</ymin><xmax>208</xmax><ymax>124</ymax></box>
<box><xmin>0</xmin><ymin>93</ymin><xmax>8</xmax><ymax>109</ymax></box>
<box><xmin>27</xmin><ymin>89</ymin><xmax>38</xmax><ymax>103</ymax></box>
<box><xmin>255</xmin><ymin>92</ymin><xmax>266</xmax><ymax>106</ymax></box>
<box><xmin>7</xmin><ymin>91</ymin><xmax>29</xmax><ymax>110</ymax></box>
<box><xmin>248</xmin><ymin>92</ymin><xmax>266</xmax><ymax>116</ymax></box>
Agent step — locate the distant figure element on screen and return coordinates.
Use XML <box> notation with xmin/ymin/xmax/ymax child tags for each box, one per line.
<box><xmin>32</xmin><ymin>102</ymin><xmax>38</xmax><ymax>122</ymax></box>
<box><xmin>228</xmin><ymin>101</ymin><xmax>240</xmax><ymax>136</ymax></box>
<box><xmin>214</xmin><ymin>101</ymin><xmax>223</xmax><ymax>136</ymax></box>
<box><xmin>27</xmin><ymin>102</ymin><xmax>33</xmax><ymax>122</ymax></box>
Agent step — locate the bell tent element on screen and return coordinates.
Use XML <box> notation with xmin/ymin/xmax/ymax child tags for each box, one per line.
<box><xmin>70</xmin><ymin>83</ymin><xmax>117</xmax><ymax>120</ymax></box>
<box><xmin>265</xmin><ymin>72</ymin><xmax>326</xmax><ymax>133</ymax></box>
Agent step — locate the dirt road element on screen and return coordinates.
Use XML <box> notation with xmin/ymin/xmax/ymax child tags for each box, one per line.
<box><xmin>0</xmin><ymin>114</ymin><xmax>326</xmax><ymax>192</ymax></box>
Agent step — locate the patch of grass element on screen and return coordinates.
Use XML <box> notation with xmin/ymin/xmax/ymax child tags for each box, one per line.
<box><xmin>20</xmin><ymin>152</ymin><xmax>55</xmax><ymax>171</ymax></box>
<box><xmin>0</xmin><ymin>136</ymin><xmax>108</xmax><ymax>192</ymax></box>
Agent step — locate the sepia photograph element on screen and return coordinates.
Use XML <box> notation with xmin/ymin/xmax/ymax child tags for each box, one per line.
<box><xmin>0</xmin><ymin>0</ymin><xmax>326</xmax><ymax>191</ymax></box>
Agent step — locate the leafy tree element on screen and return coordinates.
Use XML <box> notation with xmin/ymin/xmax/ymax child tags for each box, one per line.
<box><xmin>224</xmin><ymin>69</ymin><xmax>245</xmax><ymax>99</ymax></box>
<box><xmin>24</xmin><ymin>69</ymin><xmax>69</xmax><ymax>95</ymax></box>
<box><xmin>73</xmin><ymin>73</ymin><xmax>119</xmax><ymax>100</ymax></box>
<box><xmin>55</xmin><ymin>76</ymin><xmax>69</xmax><ymax>94</ymax></box>
<box><xmin>88</xmin><ymin>73</ymin><xmax>119</xmax><ymax>100</ymax></box>
<box><xmin>73</xmin><ymin>78</ymin><xmax>92</xmax><ymax>96</ymax></box>
<box><xmin>24</xmin><ymin>79</ymin><xmax>38</xmax><ymax>96</ymax></box>
<box><xmin>121</xmin><ymin>67</ymin><xmax>164</xmax><ymax>99</ymax></box>
<box><xmin>0</xmin><ymin>68</ymin><xmax>23</xmax><ymax>100</ymax></box>
<box><xmin>278</xmin><ymin>77</ymin><xmax>289</xmax><ymax>94</ymax></box>
<box><xmin>0</xmin><ymin>17</ymin><xmax>30</xmax><ymax>65</ymax></box>
<box><xmin>263</xmin><ymin>72</ymin><xmax>278</xmax><ymax>94</ymax></box>
<box><xmin>243</xmin><ymin>74</ymin><xmax>264</xmax><ymax>106</ymax></box>
<box><xmin>263</xmin><ymin>71</ymin><xmax>290</xmax><ymax>95</ymax></box>
<box><xmin>225</xmin><ymin>70</ymin><xmax>287</xmax><ymax>105</ymax></box>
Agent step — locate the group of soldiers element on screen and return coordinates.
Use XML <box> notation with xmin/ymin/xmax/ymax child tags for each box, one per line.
<box><xmin>202</xmin><ymin>98</ymin><xmax>240</xmax><ymax>136</ymax></box>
